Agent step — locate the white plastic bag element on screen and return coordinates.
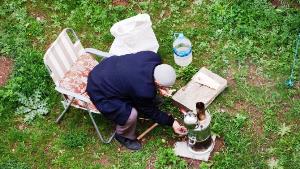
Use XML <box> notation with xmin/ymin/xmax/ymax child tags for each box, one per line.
<box><xmin>109</xmin><ymin>14</ymin><xmax>159</xmax><ymax>55</ymax></box>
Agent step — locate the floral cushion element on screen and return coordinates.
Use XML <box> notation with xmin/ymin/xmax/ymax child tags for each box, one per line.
<box><xmin>59</xmin><ymin>54</ymin><xmax>99</xmax><ymax>112</ymax></box>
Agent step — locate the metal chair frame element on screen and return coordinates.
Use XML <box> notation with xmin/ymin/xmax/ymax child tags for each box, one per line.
<box><xmin>44</xmin><ymin>28</ymin><xmax>115</xmax><ymax>143</ymax></box>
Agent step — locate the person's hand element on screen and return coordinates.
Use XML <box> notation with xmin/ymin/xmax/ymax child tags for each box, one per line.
<box><xmin>172</xmin><ymin>120</ymin><xmax>187</xmax><ymax>136</ymax></box>
<box><xmin>158</xmin><ymin>88</ymin><xmax>176</xmax><ymax>97</ymax></box>
<box><xmin>179</xmin><ymin>107</ymin><xmax>187</xmax><ymax>114</ymax></box>
<box><xmin>158</xmin><ymin>88</ymin><xmax>171</xmax><ymax>97</ymax></box>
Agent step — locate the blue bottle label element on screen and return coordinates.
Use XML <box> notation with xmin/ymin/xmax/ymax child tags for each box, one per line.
<box><xmin>173</xmin><ymin>47</ymin><xmax>192</xmax><ymax>57</ymax></box>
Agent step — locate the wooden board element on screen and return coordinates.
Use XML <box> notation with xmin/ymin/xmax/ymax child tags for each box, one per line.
<box><xmin>172</xmin><ymin>67</ymin><xmax>227</xmax><ymax>112</ymax></box>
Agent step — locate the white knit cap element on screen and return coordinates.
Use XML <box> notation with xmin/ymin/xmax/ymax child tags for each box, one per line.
<box><xmin>154</xmin><ymin>64</ymin><xmax>176</xmax><ymax>87</ymax></box>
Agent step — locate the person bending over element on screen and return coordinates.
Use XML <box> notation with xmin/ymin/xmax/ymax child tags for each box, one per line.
<box><xmin>86</xmin><ymin>51</ymin><xmax>187</xmax><ymax>150</ymax></box>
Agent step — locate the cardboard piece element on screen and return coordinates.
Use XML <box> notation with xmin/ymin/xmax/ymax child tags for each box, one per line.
<box><xmin>172</xmin><ymin>67</ymin><xmax>227</xmax><ymax>112</ymax></box>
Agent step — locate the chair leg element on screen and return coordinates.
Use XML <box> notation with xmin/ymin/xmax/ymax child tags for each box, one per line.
<box><xmin>56</xmin><ymin>98</ymin><xmax>74</xmax><ymax>123</ymax></box>
<box><xmin>88</xmin><ymin>110</ymin><xmax>116</xmax><ymax>144</ymax></box>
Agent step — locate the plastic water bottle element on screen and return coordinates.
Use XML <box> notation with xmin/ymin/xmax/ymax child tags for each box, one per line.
<box><xmin>173</xmin><ymin>33</ymin><xmax>192</xmax><ymax>67</ymax></box>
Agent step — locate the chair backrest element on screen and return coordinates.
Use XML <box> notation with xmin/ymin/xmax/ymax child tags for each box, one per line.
<box><xmin>44</xmin><ymin>28</ymin><xmax>85</xmax><ymax>86</ymax></box>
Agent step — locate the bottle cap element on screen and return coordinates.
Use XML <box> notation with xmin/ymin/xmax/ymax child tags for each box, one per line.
<box><xmin>174</xmin><ymin>33</ymin><xmax>185</xmax><ymax>39</ymax></box>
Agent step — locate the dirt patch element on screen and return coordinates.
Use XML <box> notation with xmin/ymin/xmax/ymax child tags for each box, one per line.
<box><xmin>185</xmin><ymin>158</ymin><xmax>201</xmax><ymax>168</ymax></box>
<box><xmin>234</xmin><ymin>101</ymin><xmax>264</xmax><ymax>136</ymax></box>
<box><xmin>226</xmin><ymin>67</ymin><xmax>236</xmax><ymax>87</ymax></box>
<box><xmin>159</xmin><ymin>9</ymin><xmax>171</xmax><ymax>19</ymax></box>
<box><xmin>95</xmin><ymin>155</ymin><xmax>110</xmax><ymax>166</ymax></box>
<box><xmin>292</xmin><ymin>93</ymin><xmax>300</xmax><ymax>100</ymax></box>
<box><xmin>277</xmin><ymin>101</ymin><xmax>289</xmax><ymax>120</ymax></box>
<box><xmin>271</xmin><ymin>0</ymin><xmax>300</xmax><ymax>8</ymax></box>
<box><xmin>164</xmin><ymin>136</ymin><xmax>186</xmax><ymax>147</ymax></box>
<box><xmin>44</xmin><ymin>143</ymin><xmax>52</xmax><ymax>153</ymax></box>
<box><xmin>0</xmin><ymin>57</ymin><xmax>13</xmax><ymax>86</ymax></box>
<box><xmin>27</xmin><ymin>4</ymin><xmax>48</xmax><ymax>22</ymax></box>
<box><xmin>112</xmin><ymin>0</ymin><xmax>129</xmax><ymax>6</ymax></box>
<box><xmin>212</xmin><ymin>137</ymin><xmax>225</xmax><ymax>154</ymax></box>
<box><xmin>290</xmin><ymin>1</ymin><xmax>300</xmax><ymax>8</ymax></box>
<box><xmin>234</xmin><ymin>101</ymin><xmax>248</xmax><ymax>110</ymax></box>
<box><xmin>30</xmin><ymin>11</ymin><xmax>46</xmax><ymax>21</ymax></box>
<box><xmin>248</xmin><ymin>64</ymin><xmax>270</xmax><ymax>87</ymax></box>
<box><xmin>271</xmin><ymin>0</ymin><xmax>282</xmax><ymax>7</ymax></box>
<box><xmin>294</xmin><ymin>81</ymin><xmax>300</xmax><ymax>89</ymax></box>
<box><xmin>17</xmin><ymin>124</ymin><xmax>27</xmax><ymax>131</ymax></box>
<box><xmin>209</xmin><ymin>137</ymin><xmax>225</xmax><ymax>162</ymax></box>
<box><xmin>248</xmin><ymin>110</ymin><xmax>264</xmax><ymax>136</ymax></box>
<box><xmin>146</xmin><ymin>156</ymin><xmax>156</xmax><ymax>169</ymax></box>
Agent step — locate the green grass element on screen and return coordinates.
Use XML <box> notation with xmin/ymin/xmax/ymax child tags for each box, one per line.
<box><xmin>1</xmin><ymin>0</ymin><xmax>300</xmax><ymax>168</ymax></box>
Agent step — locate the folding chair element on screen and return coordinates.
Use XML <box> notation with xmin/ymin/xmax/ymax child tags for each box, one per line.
<box><xmin>43</xmin><ymin>28</ymin><xmax>115</xmax><ymax>143</ymax></box>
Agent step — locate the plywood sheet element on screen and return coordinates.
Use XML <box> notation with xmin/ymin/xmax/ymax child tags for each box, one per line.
<box><xmin>172</xmin><ymin>67</ymin><xmax>227</xmax><ymax>112</ymax></box>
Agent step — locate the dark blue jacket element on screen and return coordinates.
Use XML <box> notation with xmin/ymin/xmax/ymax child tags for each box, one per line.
<box><xmin>86</xmin><ymin>51</ymin><xmax>174</xmax><ymax>126</ymax></box>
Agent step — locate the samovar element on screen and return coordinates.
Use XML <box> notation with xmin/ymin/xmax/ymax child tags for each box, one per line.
<box><xmin>183</xmin><ymin>102</ymin><xmax>213</xmax><ymax>153</ymax></box>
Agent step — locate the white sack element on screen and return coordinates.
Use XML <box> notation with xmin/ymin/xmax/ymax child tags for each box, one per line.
<box><xmin>109</xmin><ymin>13</ymin><xmax>159</xmax><ymax>55</ymax></box>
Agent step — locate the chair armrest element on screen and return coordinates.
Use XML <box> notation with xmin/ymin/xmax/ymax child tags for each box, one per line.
<box><xmin>85</xmin><ymin>48</ymin><xmax>113</xmax><ymax>58</ymax></box>
<box><xmin>55</xmin><ymin>86</ymin><xmax>91</xmax><ymax>103</ymax></box>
